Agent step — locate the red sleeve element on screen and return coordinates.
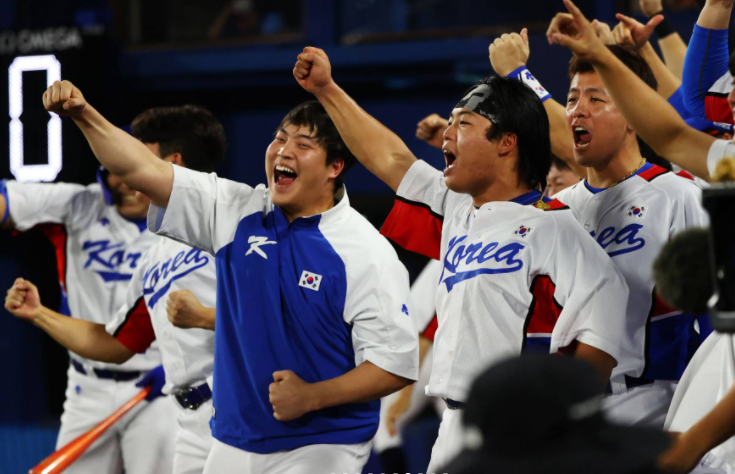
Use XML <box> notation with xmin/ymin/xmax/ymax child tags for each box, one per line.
<box><xmin>705</xmin><ymin>94</ymin><xmax>735</xmax><ymax>125</ymax></box>
<box><xmin>380</xmin><ymin>197</ymin><xmax>442</xmax><ymax>260</ymax></box>
<box><xmin>421</xmin><ymin>315</ymin><xmax>438</xmax><ymax>342</ymax></box>
<box><xmin>113</xmin><ymin>297</ymin><xmax>156</xmax><ymax>353</ymax></box>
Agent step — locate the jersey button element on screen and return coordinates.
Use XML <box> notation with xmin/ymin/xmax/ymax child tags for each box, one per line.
<box><xmin>584</xmin><ymin>223</ymin><xmax>590</xmax><ymax>229</ymax></box>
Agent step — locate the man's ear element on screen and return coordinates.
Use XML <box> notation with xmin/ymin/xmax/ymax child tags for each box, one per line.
<box><xmin>164</xmin><ymin>153</ymin><xmax>185</xmax><ymax>167</ymax></box>
<box><xmin>327</xmin><ymin>157</ymin><xmax>345</xmax><ymax>180</ymax></box>
<box><xmin>497</xmin><ymin>132</ymin><xmax>518</xmax><ymax>157</ymax></box>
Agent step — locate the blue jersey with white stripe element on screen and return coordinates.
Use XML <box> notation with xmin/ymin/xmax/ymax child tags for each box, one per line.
<box><xmin>149</xmin><ymin>164</ymin><xmax>418</xmax><ymax>454</ymax></box>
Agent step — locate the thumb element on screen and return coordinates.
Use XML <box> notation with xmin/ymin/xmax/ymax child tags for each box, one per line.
<box><xmin>551</xmin><ymin>32</ymin><xmax>581</xmax><ymax>51</ymax></box>
<box><xmin>646</xmin><ymin>14</ymin><xmax>664</xmax><ymax>31</ymax></box>
<box><xmin>63</xmin><ymin>98</ymin><xmax>85</xmax><ymax>110</ymax></box>
<box><xmin>520</xmin><ymin>27</ymin><xmax>529</xmax><ymax>46</ymax></box>
<box><xmin>273</xmin><ymin>370</ymin><xmax>290</xmax><ymax>382</ymax></box>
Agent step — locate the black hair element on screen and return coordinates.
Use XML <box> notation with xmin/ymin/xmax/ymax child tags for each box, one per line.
<box><xmin>472</xmin><ymin>76</ymin><xmax>551</xmax><ymax>191</ymax></box>
<box><xmin>131</xmin><ymin>105</ymin><xmax>227</xmax><ymax>173</ymax></box>
<box><xmin>277</xmin><ymin>101</ymin><xmax>357</xmax><ymax>192</ymax></box>
<box><xmin>550</xmin><ymin>155</ymin><xmax>571</xmax><ymax>172</ymax></box>
<box><xmin>569</xmin><ymin>45</ymin><xmax>658</xmax><ymax>91</ymax></box>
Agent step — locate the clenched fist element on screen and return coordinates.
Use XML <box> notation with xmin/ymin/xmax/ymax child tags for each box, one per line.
<box><xmin>293</xmin><ymin>47</ymin><xmax>335</xmax><ymax>96</ymax></box>
<box><xmin>5</xmin><ymin>278</ymin><xmax>42</xmax><ymax>321</ymax></box>
<box><xmin>166</xmin><ymin>290</ymin><xmax>215</xmax><ymax>330</ymax></box>
<box><xmin>269</xmin><ymin>370</ymin><xmax>318</xmax><ymax>421</ymax></box>
<box><xmin>415</xmin><ymin>114</ymin><xmax>447</xmax><ymax>150</ymax></box>
<box><xmin>489</xmin><ymin>28</ymin><xmax>530</xmax><ymax>77</ymax></box>
<box><xmin>42</xmin><ymin>80</ymin><xmax>87</xmax><ymax>118</ymax></box>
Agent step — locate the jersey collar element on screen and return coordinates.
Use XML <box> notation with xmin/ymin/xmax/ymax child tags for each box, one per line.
<box><xmin>583</xmin><ymin>162</ymin><xmax>653</xmax><ymax>195</ymax></box>
<box><xmin>274</xmin><ymin>186</ymin><xmax>351</xmax><ymax>229</ymax></box>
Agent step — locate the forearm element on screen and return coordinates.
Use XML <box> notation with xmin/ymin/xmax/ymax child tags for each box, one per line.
<box><xmin>310</xmin><ymin>361</ymin><xmax>412</xmax><ymax>410</ymax></box>
<box><xmin>33</xmin><ymin>306</ymin><xmax>133</xmax><ymax>363</ymax></box>
<box><xmin>199</xmin><ymin>307</ymin><xmax>216</xmax><ymax>330</ymax></box>
<box><xmin>72</xmin><ymin>105</ymin><xmax>173</xmax><ymax>207</ymax></box>
<box><xmin>639</xmin><ymin>41</ymin><xmax>681</xmax><ymax>99</ymax></box>
<box><xmin>657</xmin><ymin>33</ymin><xmax>687</xmax><ymax>80</ymax></box>
<box><xmin>683</xmin><ymin>382</ymin><xmax>735</xmax><ymax>459</ymax></box>
<box><xmin>545</xmin><ymin>99</ymin><xmax>587</xmax><ymax>178</ymax></box>
<box><xmin>592</xmin><ymin>48</ymin><xmax>714</xmax><ymax>179</ymax></box>
<box><xmin>573</xmin><ymin>342</ymin><xmax>615</xmax><ymax>385</ymax></box>
<box><xmin>697</xmin><ymin>1</ymin><xmax>733</xmax><ymax>30</ymax></box>
<box><xmin>315</xmin><ymin>84</ymin><xmax>416</xmax><ymax>192</ymax></box>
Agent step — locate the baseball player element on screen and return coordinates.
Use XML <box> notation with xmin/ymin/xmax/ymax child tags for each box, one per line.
<box><xmin>8</xmin><ymin>104</ymin><xmax>226</xmax><ymax>474</ymax></box>
<box><xmin>294</xmin><ymin>46</ymin><xmax>630</xmax><ymax>472</ymax></box>
<box><xmin>488</xmin><ymin>32</ymin><xmax>709</xmax><ymax>426</ymax></box>
<box><xmin>0</xmin><ymin>130</ymin><xmax>178</xmax><ymax>471</ymax></box>
<box><xmin>43</xmin><ymin>80</ymin><xmax>419</xmax><ymax>474</ymax></box>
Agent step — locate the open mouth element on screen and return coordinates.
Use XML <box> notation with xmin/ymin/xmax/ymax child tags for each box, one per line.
<box><xmin>443</xmin><ymin>149</ymin><xmax>457</xmax><ymax>172</ymax></box>
<box><xmin>274</xmin><ymin>164</ymin><xmax>298</xmax><ymax>187</ymax></box>
<box><xmin>573</xmin><ymin>126</ymin><xmax>592</xmax><ymax>149</ymax></box>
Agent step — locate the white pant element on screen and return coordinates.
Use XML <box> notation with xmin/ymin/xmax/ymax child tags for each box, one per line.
<box><xmin>603</xmin><ymin>380</ymin><xmax>677</xmax><ymax>428</ymax></box>
<box><xmin>57</xmin><ymin>365</ymin><xmax>178</xmax><ymax>474</ymax></box>
<box><xmin>203</xmin><ymin>439</ymin><xmax>371</xmax><ymax>474</ymax></box>
<box><xmin>174</xmin><ymin>399</ymin><xmax>215</xmax><ymax>474</ymax></box>
<box><xmin>373</xmin><ymin>344</ymin><xmax>445</xmax><ymax>453</ymax></box>
<box><xmin>426</xmin><ymin>408</ymin><xmax>464</xmax><ymax>474</ymax></box>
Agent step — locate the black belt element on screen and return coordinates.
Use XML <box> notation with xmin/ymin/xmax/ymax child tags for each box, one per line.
<box><xmin>174</xmin><ymin>383</ymin><xmax>212</xmax><ymax>410</ymax></box>
<box><xmin>71</xmin><ymin>359</ymin><xmax>141</xmax><ymax>382</ymax></box>
<box><xmin>624</xmin><ymin>375</ymin><xmax>656</xmax><ymax>388</ymax></box>
<box><xmin>443</xmin><ymin>398</ymin><xmax>466</xmax><ymax>410</ymax></box>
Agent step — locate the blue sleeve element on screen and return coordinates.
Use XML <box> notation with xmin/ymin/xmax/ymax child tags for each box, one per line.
<box><xmin>667</xmin><ymin>87</ymin><xmax>691</xmax><ymax>120</ymax></box>
<box><xmin>681</xmin><ymin>25</ymin><xmax>730</xmax><ymax>119</ymax></box>
<box><xmin>0</xmin><ymin>180</ymin><xmax>9</xmax><ymax>225</ymax></box>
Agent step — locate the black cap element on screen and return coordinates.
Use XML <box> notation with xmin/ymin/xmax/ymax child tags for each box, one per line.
<box><xmin>443</xmin><ymin>354</ymin><xmax>671</xmax><ymax>474</ymax></box>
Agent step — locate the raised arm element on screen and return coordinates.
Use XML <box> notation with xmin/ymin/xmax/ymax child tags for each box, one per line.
<box><xmin>551</xmin><ymin>0</ymin><xmax>716</xmax><ymax>180</ymax></box>
<box><xmin>698</xmin><ymin>0</ymin><xmax>734</xmax><ymax>30</ymax></box>
<box><xmin>639</xmin><ymin>0</ymin><xmax>688</xmax><ymax>79</ymax></box>
<box><xmin>5</xmin><ymin>278</ymin><xmax>134</xmax><ymax>363</ymax></box>
<box><xmin>490</xmin><ymin>28</ymin><xmax>586</xmax><ymax>178</ymax></box>
<box><xmin>43</xmin><ymin>81</ymin><xmax>173</xmax><ymax>207</ymax></box>
<box><xmin>293</xmin><ymin>48</ymin><xmax>416</xmax><ymax>192</ymax></box>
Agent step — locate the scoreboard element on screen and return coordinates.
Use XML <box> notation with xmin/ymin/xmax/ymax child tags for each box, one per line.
<box><xmin>0</xmin><ymin>25</ymin><xmax>112</xmax><ymax>185</ymax></box>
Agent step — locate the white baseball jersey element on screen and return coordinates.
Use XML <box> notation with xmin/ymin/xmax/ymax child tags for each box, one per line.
<box><xmin>380</xmin><ymin>160</ymin><xmax>629</xmax><ymax>403</ymax></box>
<box><xmin>105</xmin><ymin>236</ymin><xmax>216</xmax><ymax>394</ymax></box>
<box><xmin>3</xmin><ymin>180</ymin><xmax>160</xmax><ymax>371</ymax></box>
<box><xmin>411</xmin><ymin>259</ymin><xmax>442</xmax><ymax>335</ymax></box>
<box><xmin>148</xmin><ymin>163</ymin><xmax>418</xmax><ymax>454</ymax></box>
<box><xmin>555</xmin><ymin>162</ymin><xmax>709</xmax><ymax>387</ymax></box>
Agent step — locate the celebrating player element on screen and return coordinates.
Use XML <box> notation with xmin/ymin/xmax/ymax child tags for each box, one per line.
<box><xmin>548</xmin><ymin>0</ymin><xmax>735</xmax><ymax>181</ymax></box>
<box><xmin>5</xmin><ymin>104</ymin><xmax>225</xmax><ymax>474</ymax></box>
<box><xmin>0</xmin><ymin>119</ymin><xmax>182</xmax><ymax>471</ymax></box>
<box><xmin>42</xmin><ymin>80</ymin><xmax>419</xmax><ymax>474</ymax></box>
<box><xmin>294</xmin><ymin>46</ymin><xmax>630</xmax><ymax>472</ymax></box>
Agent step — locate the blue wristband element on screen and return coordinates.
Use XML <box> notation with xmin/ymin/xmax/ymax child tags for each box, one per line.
<box><xmin>507</xmin><ymin>66</ymin><xmax>552</xmax><ymax>102</ymax></box>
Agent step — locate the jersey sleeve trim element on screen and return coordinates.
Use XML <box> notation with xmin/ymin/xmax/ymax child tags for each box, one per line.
<box><xmin>380</xmin><ymin>196</ymin><xmax>443</xmax><ymax>260</ymax></box>
<box><xmin>637</xmin><ymin>164</ymin><xmax>669</xmax><ymax>182</ymax></box>
<box><xmin>37</xmin><ymin>224</ymin><xmax>69</xmax><ymax>293</ymax></box>
<box><xmin>112</xmin><ymin>296</ymin><xmax>156</xmax><ymax>354</ymax></box>
<box><xmin>522</xmin><ymin>275</ymin><xmax>564</xmax><ymax>351</ymax></box>
<box><xmin>534</xmin><ymin>198</ymin><xmax>569</xmax><ymax>211</ymax></box>
<box><xmin>421</xmin><ymin>315</ymin><xmax>438</xmax><ymax>342</ymax></box>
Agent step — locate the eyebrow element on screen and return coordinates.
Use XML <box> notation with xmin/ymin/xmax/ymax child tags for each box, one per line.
<box><xmin>278</xmin><ymin>128</ymin><xmax>318</xmax><ymax>141</ymax></box>
<box><xmin>568</xmin><ymin>87</ymin><xmax>608</xmax><ymax>94</ymax></box>
<box><xmin>450</xmin><ymin>110</ymin><xmax>475</xmax><ymax>120</ymax></box>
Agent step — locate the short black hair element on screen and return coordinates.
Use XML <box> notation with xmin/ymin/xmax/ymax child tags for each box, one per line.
<box><xmin>473</xmin><ymin>76</ymin><xmax>551</xmax><ymax>191</ymax></box>
<box><xmin>277</xmin><ymin>101</ymin><xmax>357</xmax><ymax>192</ymax></box>
<box><xmin>550</xmin><ymin>155</ymin><xmax>571</xmax><ymax>172</ymax></box>
<box><xmin>131</xmin><ymin>105</ymin><xmax>227</xmax><ymax>173</ymax></box>
<box><xmin>569</xmin><ymin>45</ymin><xmax>658</xmax><ymax>91</ymax></box>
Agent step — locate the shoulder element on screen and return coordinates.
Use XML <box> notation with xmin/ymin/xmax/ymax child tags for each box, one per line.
<box><xmin>640</xmin><ymin>167</ymin><xmax>702</xmax><ymax>205</ymax></box>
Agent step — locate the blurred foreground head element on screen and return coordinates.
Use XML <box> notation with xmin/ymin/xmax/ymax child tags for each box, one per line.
<box><xmin>442</xmin><ymin>354</ymin><xmax>670</xmax><ymax>474</ymax></box>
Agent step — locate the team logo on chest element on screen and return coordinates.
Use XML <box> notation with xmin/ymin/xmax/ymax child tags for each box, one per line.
<box><xmin>143</xmin><ymin>248</ymin><xmax>210</xmax><ymax>308</ymax></box>
<box><xmin>82</xmin><ymin>240</ymin><xmax>143</xmax><ymax>282</ymax></box>
<box><xmin>246</xmin><ymin>236</ymin><xmax>276</xmax><ymax>259</ymax></box>
<box><xmin>440</xmin><ymin>235</ymin><xmax>526</xmax><ymax>292</ymax></box>
<box><xmin>299</xmin><ymin>270</ymin><xmax>322</xmax><ymax>291</ymax></box>
<box><xmin>625</xmin><ymin>205</ymin><xmax>647</xmax><ymax>219</ymax></box>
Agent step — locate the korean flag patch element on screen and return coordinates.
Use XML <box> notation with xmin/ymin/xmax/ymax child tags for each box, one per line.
<box><xmin>514</xmin><ymin>225</ymin><xmax>532</xmax><ymax>238</ymax></box>
<box><xmin>626</xmin><ymin>205</ymin><xmax>647</xmax><ymax>219</ymax></box>
<box><xmin>299</xmin><ymin>270</ymin><xmax>322</xmax><ymax>291</ymax></box>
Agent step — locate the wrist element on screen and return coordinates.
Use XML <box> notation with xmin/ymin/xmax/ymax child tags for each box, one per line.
<box><xmin>312</xmin><ymin>81</ymin><xmax>341</xmax><ymax>101</ymax></box>
<box><xmin>305</xmin><ymin>381</ymin><xmax>326</xmax><ymax>413</ymax></box>
<box><xmin>680</xmin><ymin>429</ymin><xmax>712</xmax><ymax>462</ymax></box>
<box><xmin>652</xmin><ymin>12</ymin><xmax>675</xmax><ymax>38</ymax></box>
<box><xmin>506</xmin><ymin>66</ymin><xmax>552</xmax><ymax>102</ymax></box>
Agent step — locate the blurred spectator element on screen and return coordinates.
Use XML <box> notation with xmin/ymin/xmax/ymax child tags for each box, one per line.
<box><xmin>546</xmin><ymin>155</ymin><xmax>581</xmax><ymax>197</ymax></box>
<box><xmin>441</xmin><ymin>354</ymin><xmax>672</xmax><ymax>474</ymax></box>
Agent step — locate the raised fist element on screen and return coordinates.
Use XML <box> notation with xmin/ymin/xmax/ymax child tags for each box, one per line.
<box><xmin>5</xmin><ymin>278</ymin><xmax>42</xmax><ymax>321</ymax></box>
<box><xmin>416</xmin><ymin>114</ymin><xmax>447</xmax><ymax>150</ymax></box>
<box><xmin>293</xmin><ymin>47</ymin><xmax>335</xmax><ymax>96</ymax></box>
<box><xmin>43</xmin><ymin>80</ymin><xmax>87</xmax><ymax>118</ymax></box>
<box><xmin>489</xmin><ymin>28</ymin><xmax>530</xmax><ymax>77</ymax></box>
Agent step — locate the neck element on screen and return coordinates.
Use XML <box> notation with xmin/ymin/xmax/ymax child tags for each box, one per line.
<box><xmin>281</xmin><ymin>194</ymin><xmax>336</xmax><ymax>223</ymax></box>
<box><xmin>471</xmin><ymin>175</ymin><xmax>533</xmax><ymax>207</ymax></box>
<box><xmin>585</xmin><ymin>143</ymin><xmax>644</xmax><ymax>189</ymax></box>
